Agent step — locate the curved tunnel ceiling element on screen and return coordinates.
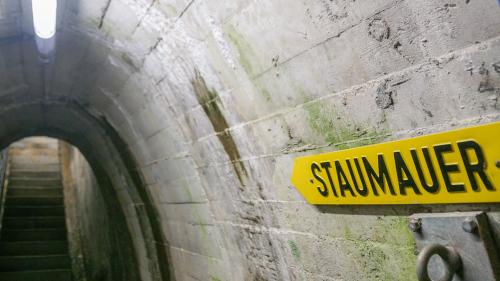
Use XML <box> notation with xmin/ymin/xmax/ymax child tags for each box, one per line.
<box><xmin>1</xmin><ymin>0</ymin><xmax>500</xmax><ymax>280</ymax></box>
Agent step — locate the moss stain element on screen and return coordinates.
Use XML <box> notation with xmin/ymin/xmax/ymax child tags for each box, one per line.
<box><xmin>191</xmin><ymin>70</ymin><xmax>248</xmax><ymax>185</ymax></box>
<box><xmin>304</xmin><ymin>102</ymin><xmax>387</xmax><ymax>149</ymax></box>
<box><xmin>180</xmin><ymin>178</ymin><xmax>194</xmax><ymax>202</ymax></box>
<box><xmin>344</xmin><ymin>225</ymin><xmax>389</xmax><ymax>280</ymax></box>
<box><xmin>260</xmin><ymin>88</ymin><xmax>272</xmax><ymax>102</ymax></box>
<box><xmin>385</xmin><ymin>217</ymin><xmax>418</xmax><ymax>280</ymax></box>
<box><xmin>288</xmin><ymin>240</ymin><xmax>301</xmax><ymax>261</ymax></box>
<box><xmin>156</xmin><ymin>3</ymin><xmax>178</xmax><ymax>17</ymax></box>
<box><xmin>224</xmin><ymin>24</ymin><xmax>258</xmax><ymax>77</ymax></box>
<box><xmin>224</xmin><ymin>24</ymin><xmax>301</xmax><ymax>104</ymax></box>
<box><xmin>343</xmin><ymin>218</ymin><xmax>417</xmax><ymax>281</ymax></box>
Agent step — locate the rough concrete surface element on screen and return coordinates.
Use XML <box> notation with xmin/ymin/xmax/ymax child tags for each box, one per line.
<box><xmin>0</xmin><ymin>0</ymin><xmax>499</xmax><ymax>280</ymax></box>
<box><xmin>60</xmin><ymin>141</ymin><xmax>141</xmax><ymax>281</ymax></box>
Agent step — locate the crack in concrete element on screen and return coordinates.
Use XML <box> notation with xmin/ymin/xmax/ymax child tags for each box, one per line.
<box><xmin>177</xmin><ymin>0</ymin><xmax>195</xmax><ymax>20</ymax></box>
<box><xmin>175</xmin><ymin>35</ymin><xmax>500</xmax><ymax>163</ymax></box>
<box><xmin>252</xmin><ymin>0</ymin><xmax>404</xmax><ymax>81</ymax></box>
<box><xmin>131</xmin><ymin>0</ymin><xmax>158</xmax><ymax>35</ymax></box>
<box><xmin>98</xmin><ymin>0</ymin><xmax>112</xmax><ymax>29</ymax></box>
<box><xmin>147</xmin><ymin>37</ymin><xmax>163</xmax><ymax>56</ymax></box>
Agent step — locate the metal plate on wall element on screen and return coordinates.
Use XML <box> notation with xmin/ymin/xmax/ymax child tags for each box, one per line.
<box><xmin>410</xmin><ymin>212</ymin><xmax>500</xmax><ymax>281</ymax></box>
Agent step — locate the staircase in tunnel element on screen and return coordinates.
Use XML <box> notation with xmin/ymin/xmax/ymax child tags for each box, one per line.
<box><xmin>0</xmin><ymin>139</ymin><xmax>71</xmax><ymax>281</ymax></box>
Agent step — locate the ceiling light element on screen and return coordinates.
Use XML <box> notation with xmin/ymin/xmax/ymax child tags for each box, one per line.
<box><xmin>32</xmin><ymin>0</ymin><xmax>57</xmax><ymax>39</ymax></box>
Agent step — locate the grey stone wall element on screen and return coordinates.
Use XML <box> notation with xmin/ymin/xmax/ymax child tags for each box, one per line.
<box><xmin>0</xmin><ymin>0</ymin><xmax>499</xmax><ymax>280</ymax></box>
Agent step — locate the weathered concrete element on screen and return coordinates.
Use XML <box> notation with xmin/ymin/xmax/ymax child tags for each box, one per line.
<box><xmin>0</xmin><ymin>0</ymin><xmax>499</xmax><ymax>280</ymax></box>
<box><xmin>0</xmin><ymin>149</ymin><xmax>7</xmax><ymax>232</ymax></box>
<box><xmin>60</xmin><ymin>140</ymin><xmax>140</xmax><ymax>281</ymax></box>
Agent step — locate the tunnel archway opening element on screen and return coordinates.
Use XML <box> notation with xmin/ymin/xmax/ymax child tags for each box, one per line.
<box><xmin>0</xmin><ymin>100</ymin><xmax>171</xmax><ymax>281</ymax></box>
<box><xmin>2</xmin><ymin>136</ymin><xmax>141</xmax><ymax>281</ymax></box>
<box><xmin>1</xmin><ymin>136</ymin><xmax>143</xmax><ymax>281</ymax></box>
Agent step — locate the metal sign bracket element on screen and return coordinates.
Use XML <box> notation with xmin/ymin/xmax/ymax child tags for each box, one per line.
<box><xmin>409</xmin><ymin>212</ymin><xmax>500</xmax><ymax>281</ymax></box>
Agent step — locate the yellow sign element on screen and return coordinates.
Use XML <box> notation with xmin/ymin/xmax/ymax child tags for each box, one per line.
<box><xmin>291</xmin><ymin>122</ymin><xmax>500</xmax><ymax>205</ymax></box>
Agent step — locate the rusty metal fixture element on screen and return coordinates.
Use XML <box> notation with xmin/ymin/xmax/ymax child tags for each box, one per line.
<box><xmin>409</xmin><ymin>217</ymin><xmax>422</xmax><ymax>232</ymax></box>
<box><xmin>416</xmin><ymin>244</ymin><xmax>462</xmax><ymax>281</ymax></box>
<box><xmin>462</xmin><ymin>217</ymin><xmax>478</xmax><ymax>233</ymax></box>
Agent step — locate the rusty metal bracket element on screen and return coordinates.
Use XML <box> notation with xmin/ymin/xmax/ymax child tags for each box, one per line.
<box><xmin>409</xmin><ymin>212</ymin><xmax>500</xmax><ymax>281</ymax></box>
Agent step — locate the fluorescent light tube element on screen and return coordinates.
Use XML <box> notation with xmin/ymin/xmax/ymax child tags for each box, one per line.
<box><xmin>32</xmin><ymin>0</ymin><xmax>57</xmax><ymax>39</ymax></box>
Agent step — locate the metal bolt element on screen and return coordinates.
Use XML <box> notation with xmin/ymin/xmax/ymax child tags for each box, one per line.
<box><xmin>496</xmin><ymin>160</ymin><xmax>500</xmax><ymax>168</ymax></box>
<box><xmin>462</xmin><ymin>217</ymin><xmax>478</xmax><ymax>233</ymax></box>
<box><xmin>408</xmin><ymin>218</ymin><xmax>422</xmax><ymax>232</ymax></box>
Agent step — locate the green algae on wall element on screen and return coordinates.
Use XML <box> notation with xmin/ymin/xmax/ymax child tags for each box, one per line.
<box><xmin>383</xmin><ymin>217</ymin><xmax>418</xmax><ymax>281</ymax></box>
<box><xmin>224</xmin><ymin>24</ymin><xmax>259</xmax><ymax>77</ymax></box>
<box><xmin>259</xmin><ymin>87</ymin><xmax>272</xmax><ymax>102</ymax></box>
<box><xmin>344</xmin><ymin>217</ymin><xmax>417</xmax><ymax>281</ymax></box>
<box><xmin>288</xmin><ymin>240</ymin><xmax>301</xmax><ymax>261</ymax></box>
<box><xmin>304</xmin><ymin>102</ymin><xmax>387</xmax><ymax>149</ymax></box>
<box><xmin>156</xmin><ymin>3</ymin><xmax>178</xmax><ymax>17</ymax></box>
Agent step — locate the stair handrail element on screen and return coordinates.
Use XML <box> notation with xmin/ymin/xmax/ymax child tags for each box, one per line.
<box><xmin>0</xmin><ymin>149</ymin><xmax>9</xmax><ymax>235</ymax></box>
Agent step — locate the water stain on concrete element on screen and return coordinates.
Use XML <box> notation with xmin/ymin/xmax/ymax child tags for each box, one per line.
<box><xmin>192</xmin><ymin>70</ymin><xmax>248</xmax><ymax>185</ymax></box>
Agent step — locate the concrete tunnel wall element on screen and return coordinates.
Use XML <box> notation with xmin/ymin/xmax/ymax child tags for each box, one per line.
<box><xmin>0</xmin><ymin>0</ymin><xmax>500</xmax><ymax>280</ymax></box>
<box><xmin>59</xmin><ymin>140</ymin><xmax>142</xmax><ymax>281</ymax></box>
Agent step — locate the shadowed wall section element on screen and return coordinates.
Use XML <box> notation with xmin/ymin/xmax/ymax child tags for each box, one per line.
<box><xmin>60</xmin><ymin>141</ymin><xmax>140</xmax><ymax>281</ymax></box>
<box><xmin>0</xmin><ymin>102</ymin><xmax>171</xmax><ymax>281</ymax></box>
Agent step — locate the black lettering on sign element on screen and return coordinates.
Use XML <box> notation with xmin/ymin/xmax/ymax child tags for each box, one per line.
<box><xmin>394</xmin><ymin>151</ymin><xmax>421</xmax><ymax>195</ymax></box>
<box><xmin>320</xmin><ymin>161</ymin><xmax>339</xmax><ymax>197</ymax></box>
<box><xmin>434</xmin><ymin>143</ymin><xmax>465</xmax><ymax>192</ymax></box>
<box><xmin>353</xmin><ymin>158</ymin><xmax>369</xmax><ymax>196</ymax></box>
<box><xmin>311</xmin><ymin>163</ymin><xmax>328</xmax><ymax>197</ymax></box>
<box><xmin>335</xmin><ymin>161</ymin><xmax>356</xmax><ymax>197</ymax></box>
<box><xmin>346</xmin><ymin>159</ymin><xmax>368</xmax><ymax>196</ymax></box>
<box><xmin>411</xmin><ymin>147</ymin><xmax>439</xmax><ymax>193</ymax></box>
<box><xmin>363</xmin><ymin>154</ymin><xmax>396</xmax><ymax>196</ymax></box>
<box><xmin>457</xmin><ymin>140</ymin><xmax>495</xmax><ymax>191</ymax></box>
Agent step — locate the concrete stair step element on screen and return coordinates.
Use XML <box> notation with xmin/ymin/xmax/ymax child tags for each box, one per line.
<box><xmin>0</xmin><ymin>241</ymin><xmax>68</xmax><ymax>256</ymax></box>
<box><xmin>2</xmin><ymin>141</ymin><xmax>71</xmax><ymax>278</ymax></box>
<box><xmin>0</xmin><ymin>255</ymin><xmax>70</xmax><ymax>272</ymax></box>
<box><xmin>9</xmin><ymin>178</ymin><xmax>61</xmax><ymax>187</ymax></box>
<box><xmin>4</xmin><ymin>206</ymin><xmax>64</xmax><ymax>217</ymax></box>
<box><xmin>9</xmin><ymin>157</ymin><xmax>59</xmax><ymax>165</ymax></box>
<box><xmin>2</xmin><ymin>217</ymin><xmax>66</xmax><ymax>229</ymax></box>
<box><xmin>11</xmin><ymin>155</ymin><xmax>59</xmax><ymax>162</ymax></box>
<box><xmin>8</xmin><ymin>164</ymin><xmax>59</xmax><ymax>173</ymax></box>
<box><xmin>10</xmin><ymin>153</ymin><xmax>58</xmax><ymax>158</ymax></box>
<box><xmin>10</xmin><ymin>161</ymin><xmax>59</xmax><ymax>166</ymax></box>
<box><xmin>8</xmin><ymin>171</ymin><xmax>60</xmax><ymax>179</ymax></box>
<box><xmin>10</xmin><ymin>163</ymin><xmax>60</xmax><ymax>169</ymax></box>
<box><xmin>7</xmin><ymin>185</ymin><xmax>62</xmax><ymax>189</ymax></box>
<box><xmin>5</xmin><ymin>197</ymin><xmax>64</xmax><ymax>206</ymax></box>
<box><xmin>0</xmin><ymin>269</ymin><xmax>71</xmax><ymax>281</ymax></box>
<box><xmin>1</xmin><ymin>229</ymin><xmax>67</xmax><ymax>241</ymax></box>
<box><xmin>7</xmin><ymin>187</ymin><xmax>62</xmax><ymax>197</ymax></box>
